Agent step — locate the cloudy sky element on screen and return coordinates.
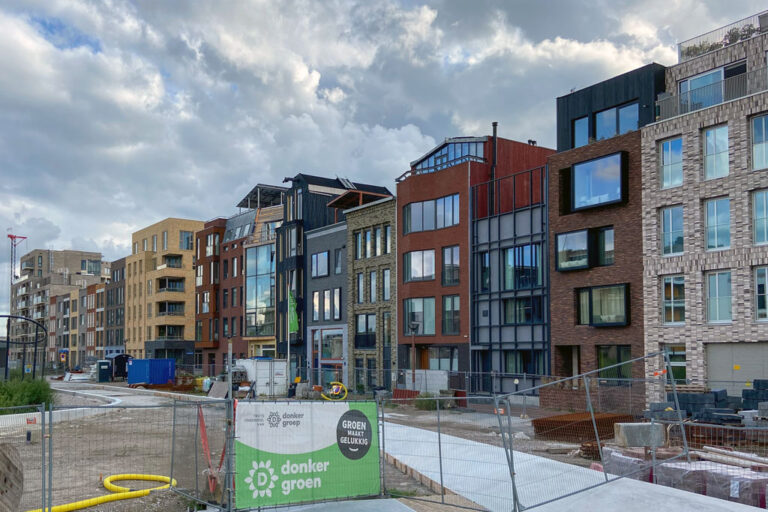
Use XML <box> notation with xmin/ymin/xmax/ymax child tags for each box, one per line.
<box><xmin>0</xmin><ymin>0</ymin><xmax>765</xmax><ymax>314</ymax></box>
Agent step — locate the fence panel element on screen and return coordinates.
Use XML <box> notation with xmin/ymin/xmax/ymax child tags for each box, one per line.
<box><xmin>381</xmin><ymin>395</ymin><xmax>513</xmax><ymax>511</ymax></box>
<box><xmin>0</xmin><ymin>404</ymin><xmax>45</xmax><ymax>512</ymax></box>
<box><xmin>45</xmin><ymin>404</ymin><xmax>186</xmax><ymax>511</ymax></box>
<box><xmin>495</xmin><ymin>352</ymin><xmax>688</xmax><ymax>510</ymax></box>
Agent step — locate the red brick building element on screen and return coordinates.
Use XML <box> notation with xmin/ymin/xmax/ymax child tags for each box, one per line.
<box><xmin>397</xmin><ymin>132</ymin><xmax>553</xmax><ymax>376</ymax></box>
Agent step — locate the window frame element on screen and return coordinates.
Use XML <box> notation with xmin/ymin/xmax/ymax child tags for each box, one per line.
<box><xmin>703</xmin><ymin>124</ymin><xmax>729</xmax><ymax>180</ymax></box>
<box><xmin>662</xmin><ymin>275</ymin><xmax>685</xmax><ymax>325</ymax></box>
<box><xmin>404</xmin><ymin>249</ymin><xmax>436</xmax><ymax>283</ymax></box>
<box><xmin>754</xmin><ymin>189</ymin><xmax>768</xmax><ymax>245</ymax></box>
<box><xmin>572</xmin><ymin>116</ymin><xmax>588</xmax><ymax>149</ymax></box>
<box><xmin>756</xmin><ymin>267</ymin><xmax>768</xmax><ymax>321</ymax></box>
<box><xmin>555</xmin><ymin>229</ymin><xmax>589</xmax><ymax>271</ymax></box>
<box><xmin>310</xmin><ymin>251</ymin><xmax>330</xmax><ymax>278</ymax></box>
<box><xmin>706</xmin><ymin>270</ymin><xmax>732</xmax><ymax>324</ymax></box>
<box><xmin>570</xmin><ymin>152</ymin><xmax>626</xmax><ymax>212</ymax></box>
<box><xmin>403</xmin><ymin>297</ymin><xmax>436</xmax><ymax>336</ymax></box>
<box><xmin>576</xmin><ymin>284</ymin><xmax>630</xmax><ymax>327</ymax></box>
<box><xmin>659</xmin><ymin>136</ymin><xmax>683</xmax><ymax>189</ymax></box>
<box><xmin>441</xmin><ymin>245</ymin><xmax>460</xmax><ymax>286</ymax></box>
<box><xmin>441</xmin><ymin>295</ymin><xmax>460</xmax><ymax>335</ymax></box>
<box><xmin>753</xmin><ymin>114</ymin><xmax>768</xmax><ymax>171</ymax></box>
<box><xmin>661</xmin><ymin>205</ymin><xmax>684</xmax><ymax>256</ymax></box>
<box><xmin>705</xmin><ymin>197</ymin><xmax>730</xmax><ymax>251</ymax></box>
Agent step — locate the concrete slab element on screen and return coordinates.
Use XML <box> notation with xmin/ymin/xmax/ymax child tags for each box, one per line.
<box><xmin>383</xmin><ymin>422</ymin><xmax>759</xmax><ymax>512</ymax></box>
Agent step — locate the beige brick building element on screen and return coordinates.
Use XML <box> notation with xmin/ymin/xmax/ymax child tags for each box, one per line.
<box><xmin>642</xmin><ymin>23</ymin><xmax>768</xmax><ymax>389</ymax></box>
<box><xmin>344</xmin><ymin>197</ymin><xmax>397</xmax><ymax>391</ymax></box>
<box><xmin>124</xmin><ymin>218</ymin><xmax>203</xmax><ymax>362</ymax></box>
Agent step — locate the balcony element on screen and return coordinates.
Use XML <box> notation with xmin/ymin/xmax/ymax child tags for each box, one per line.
<box><xmin>678</xmin><ymin>11</ymin><xmax>767</xmax><ymax>63</ymax></box>
<box><xmin>21</xmin><ymin>261</ymin><xmax>34</xmax><ymax>271</ymax></box>
<box><xmin>656</xmin><ymin>66</ymin><xmax>768</xmax><ymax>121</ymax></box>
<box><xmin>157</xmin><ymin>302</ymin><xmax>185</xmax><ymax>316</ymax></box>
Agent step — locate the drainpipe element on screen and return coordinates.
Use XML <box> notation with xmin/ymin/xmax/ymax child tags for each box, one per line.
<box><xmin>490</xmin><ymin>122</ymin><xmax>497</xmax><ymax>217</ymax></box>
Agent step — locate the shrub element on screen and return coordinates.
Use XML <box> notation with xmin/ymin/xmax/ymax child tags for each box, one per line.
<box><xmin>414</xmin><ymin>392</ymin><xmax>437</xmax><ymax>411</ymax></box>
<box><xmin>0</xmin><ymin>378</ymin><xmax>54</xmax><ymax>413</ymax></box>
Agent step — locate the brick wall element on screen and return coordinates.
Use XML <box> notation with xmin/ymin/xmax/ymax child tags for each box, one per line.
<box><xmin>548</xmin><ymin>130</ymin><xmax>645</xmax><ymax>377</ymax></box>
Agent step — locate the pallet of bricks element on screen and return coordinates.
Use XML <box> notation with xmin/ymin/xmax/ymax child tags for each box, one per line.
<box><xmin>599</xmin><ymin>384</ymin><xmax>768</xmax><ymax>507</ymax></box>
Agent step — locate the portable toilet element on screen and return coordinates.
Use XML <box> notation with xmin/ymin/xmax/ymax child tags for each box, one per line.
<box><xmin>97</xmin><ymin>360</ymin><xmax>112</xmax><ymax>383</ymax></box>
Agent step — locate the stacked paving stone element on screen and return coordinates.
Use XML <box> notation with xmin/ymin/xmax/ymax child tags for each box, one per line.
<box><xmin>742</xmin><ymin>380</ymin><xmax>768</xmax><ymax>410</ymax></box>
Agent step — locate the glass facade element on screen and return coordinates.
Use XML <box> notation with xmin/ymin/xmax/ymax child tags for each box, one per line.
<box><xmin>245</xmin><ymin>244</ymin><xmax>276</xmax><ymax>336</ymax></box>
<box><xmin>572</xmin><ymin>153</ymin><xmax>623</xmax><ymax>210</ymax></box>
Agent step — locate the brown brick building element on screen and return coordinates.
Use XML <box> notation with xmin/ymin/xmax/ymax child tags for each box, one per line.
<box><xmin>548</xmin><ymin>64</ymin><xmax>666</xmax><ymax>383</ymax></box>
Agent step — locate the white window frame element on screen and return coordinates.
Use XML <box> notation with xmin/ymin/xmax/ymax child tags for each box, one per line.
<box><xmin>662</xmin><ymin>275</ymin><xmax>685</xmax><ymax>325</ymax></box>
<box><xmin>705</xmin><ymin>197</ymin><xmax>730</xmax><ymax>250</ymax></box>
<box><xmin>707</xmin><ymin>270</ymin><xmax>732</xmax><ymax>323</ymax></box>
<box><xmin>703</xmin><ymin>125</ymin><xmax>729</xmax><ymax>180</ymax></box>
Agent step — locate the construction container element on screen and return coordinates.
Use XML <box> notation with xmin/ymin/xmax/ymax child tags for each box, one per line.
<box><xmin>127</xmin><ymin>358</ymin><xmax>176</xmax><ymax>385</ymax></box>
<box><xmin>97</xmin><ymin>360</ymin><xmax>112</xmax><ymax>383</ymax></box>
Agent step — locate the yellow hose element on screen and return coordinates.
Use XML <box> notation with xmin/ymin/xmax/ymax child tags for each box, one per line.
<box><xmin>26</xmin><ymin>474</ymin><xmax>177</xmax><ymax>512</ymax></box>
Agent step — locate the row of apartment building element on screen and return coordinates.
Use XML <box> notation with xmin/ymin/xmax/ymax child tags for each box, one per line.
<box><xmin>9</xmin><ymin>11</ymin><xmax>768</xmax><ymax>392</ymax></box>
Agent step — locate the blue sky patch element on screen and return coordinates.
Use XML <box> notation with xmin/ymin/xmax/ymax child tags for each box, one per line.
<box><xmin>31</xmin><ymin>16</ymin><xmax>102</xmax><ymax>53</ymax></box>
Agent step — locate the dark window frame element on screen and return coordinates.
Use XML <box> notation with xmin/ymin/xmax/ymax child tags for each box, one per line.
<box><xmin>576</xmin><ymin>283</ymin><xmax>630</xmax><ymax>327</ymax></box>
<box><xmin>570</xmin><ymin>152</ymin><xmax>628</xmax><ymax>212</ymax></box>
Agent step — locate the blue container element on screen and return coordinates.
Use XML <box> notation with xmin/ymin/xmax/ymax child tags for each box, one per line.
<box><xmin>127</xmin><ymin>359</ymin><xmax>176</xmax><ymax>385</ymax></box>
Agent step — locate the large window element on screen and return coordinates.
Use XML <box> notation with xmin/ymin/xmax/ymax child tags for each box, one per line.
<box><xmin>662</xmin><ymin>275</ymin><xmax>685</xmax><ymax>325</ymax></box>
<box><xmin>660</xmin><ymin>137</ymin><xmax>683</xmax><ymax>189</ymax></box>
<box><xmin>505</xmin><ymin>350</ymin><xmax>545</xmax><ymax>374</ymax></box>
<box><xmin>323</xmin><ymin>290</ymin><xmax>331</xmax><ymax>321</ymax></box>
<box><xmin>755</xmin><ymin>190</ymin><xmax>768</xmax><ymax>245</ymax></box>
<box><xmin>333</xmin><ymin>288</ymin><xmax>341</xmax><ymax>320</ymax></box>
<box><xmin>556</xmin><ymin>230</ymin><xmax>588</xmax><ymax>270</ymax></box>
<box><xmin>503</xmin><ymin>296</ymin><xmax>544</xmax><ymax>325</ymax></box>
<box><xmin>597</xmin><ymin>345</ymin><xmax>632</xmax><ymax>380</ymax></box>
<box><xmin>595</xmin><ymin>103</ymin><xmax>638</xmax><ymax>140</ymax></box>
<box><xmin>428</xmin><ymin>347</ymin><xmax>457</xmax><ymax>371</ymax></box>
<box><xmin>375</xmin><ymin>227</ymin><xmax>382</xmax><ymax>256</ymax></box>
<box><xmin>442</xmin><ymin>246</ymin><xmax>460</xmax><ymax>286</ymax></box>
<box><xmin>334</xmin><ymin>248</ymin><xmax>343</xmax><ymax>274</ymax></box>
<box><xmin>573</xmin><ymin>116</ymin><xmax>588</xmax><ymax>148</ymax></box>
<box><xmin>705</xmin><ymin>198</ymin><xmax>730</xmax><ymax>250</ymax></box>
<box><xmin>704</xmin><ymin>125</ymin><xmax>729</xmax><ymax>180</ymax></box>
<box><xmin>661</xmin><ymin>206</ymin><xmax>684</xmax><ymax>255</ymax></box>
<box><xmin>707</xmin><ymin>271</ymin><xmax>732</xmax><ymax>323</ymax></box>
<box><xmin>572</xmin><ymin>153</ymin><xmax>624</xmax><ymax>210</ymax></box>
<box><xmin>384</xmin><ymin>225</ymin><xmax>392</xmax><ymax>254</ymax></box>
<box><xmin>442</xmin><ymin>295</ymin><xmax>460</xmax><ymax>335</ymax></box>
<box><xmin>245</xmin><ymin>244</ymin><xmax>276</xmax><ymax>337</ymax></box>
<box><xmin>757</xmin><ymin>267</ymin><xmax>768</xmax><ymax>321</ymax></box>
<box><xmin>754</xmin><ymin>115</ymin><xmax>768</xmax><ymax>171</ymax></box>
<box><xmin>577</xmin><ymin>285</ymin><xmax>628</xmax><ymax>326</ymax></box>
<box><xmin>403</xmin><ymin>194</ymin><xmax>460</xmax><ymax>234</ymax></box>
<box><xmin>179</xmin><ymin>231</ymin><xmax>194</xmax><ymax>250</ymax></box>
<box><xmin>369</xmin><ymin>272</ymin><xmax>377</xmax><ymax>303</ymax></box>
<box><xmin>382</xmin><ymin>269</ymin><xmax>391</xmax><ymax>301</ymax></box>
<box><xmin>404</xmin><ymin>250</ymin><xmax>435</xmax><ymax>282</ymax></box>
<box><xmin>312</xmin><ymin>291</ymin><xmax>320</xmax><ymax>321</ymax></box>
<box><xmin>356</xmin><ymin>314</ymin><xmax>376</xmax><ymax>336</ymax></box>
<box><xmin>355</xmin><ymin>232</ymin><xmax>362</xmax><ymax>259</ymax></box>
<box><xmin>311</xmin><ymin>251</ymin><xmax>329</xmax><ymax>278</ymax></box>
<box><xmin>503</xmin><ymin>244</ymin><xmax>542</xmax><ymax>290</ymax></box>
<box><xmin>356</xmin><ymin>273</ymin><xmax>364</xmax><ymax>304</ymax></box>
<box><xmin>404</xmin><ymin>298</ymin><xmax>435</xmax><ymax>335</ymax></box>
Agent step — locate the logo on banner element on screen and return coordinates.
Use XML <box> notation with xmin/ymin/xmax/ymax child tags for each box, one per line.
<box><xmin>245</xmin><ymin>460</ymin><xmax>279</xmax><ymax>498</ymax></box>
<box><xmin>336</xmin><ymin>410</ymin><xmax>372</xmax><ymax>460</ymax></box>
<box><xmin>267</xmin><ymin>412</ymin><xmax>281</xmax><ymax>428</ymax></box>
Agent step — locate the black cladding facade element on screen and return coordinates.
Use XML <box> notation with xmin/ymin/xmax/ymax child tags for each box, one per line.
<box><xmin>555</xmin><ymin>63</ymin><xmax>666</xmax><ymax>152</ymax></box>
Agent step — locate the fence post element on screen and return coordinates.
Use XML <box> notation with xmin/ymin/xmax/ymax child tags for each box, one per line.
<box><xmin>377</xmin><ymin>395</ymin><xmax>386</xmax><ymax>497</ymax></box>
<box><xmin>436</xmin><ymin>397</ymin><xmax>445</xmax><ymax>504</ymax></box>
<box><xmin>170</xmin><ymin>399</ymin><xmax>177</xmax><ymax>486</ymax></box>
<box><xmin>48</xmin><ymin>401</ymin><xmax>53</xmax><ymax>510</ymax></box>
<box><xmin>194</xmin><ymin>404</ymin><xmax>200</xmax><ymax>499</ymax></box>
<box><xmin>583</xmin><ymin>375</ymin><xmax>608</xmax><ymax>482</ymax></box>
<box><xmin>40</xmin><ymin>403</ymin><xmax>45</xmax><ymax>512</ymax></box>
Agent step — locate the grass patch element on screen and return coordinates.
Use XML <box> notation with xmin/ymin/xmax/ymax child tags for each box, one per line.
<box><xmin>0</xmin><ymin>377</ymin><xmax>54</xmax><ymax>413</ymax></box>
<box><xmin>414</xmin><ymin>392</ymin><xmax>437</xmax><ymax>411</ymax></box>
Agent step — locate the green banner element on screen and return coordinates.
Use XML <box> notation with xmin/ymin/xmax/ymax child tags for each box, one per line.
<box><xmin>288</xmin><ymin>290</ymin><xmax>299</xmax><ymax>334</ymax></box>
<box><xmin>235</xmin><ymin>401</ymin><xmax>380</xmax><ymax>507</ymax></box>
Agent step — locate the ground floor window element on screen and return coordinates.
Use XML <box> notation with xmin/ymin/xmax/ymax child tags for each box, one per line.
<box><xmin>666</xmin><ymin>344</ymin><xmax>686</xmax><ymax>383</ymax></box>
<box><xmin>428</xmin><ymin>346</ymin><xmax>457</xmax><ymax>371</ymax></box>
<box><xmin>596</xmin><ymin>345</ymin><xmax>631</xmax><ymax>381</ymax></box>
<box><xmin>504</xmin><ymin>350</ymin><xmax>544</xmax><ymax>374</ymax></box>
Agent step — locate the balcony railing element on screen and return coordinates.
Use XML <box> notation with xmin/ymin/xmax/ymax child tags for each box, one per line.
<box><xmin>678</xmin><ymin>11</ymin><xmax>767</xmax><ymax>63</ymax></box>
<box><xmin>158</xmin><ymin>286</ymin><xmax>185</xmax><ymax>293</ymax></box>
<box><xmin>656</xmin><ymin>66</ymin><xmax>768</xmax><ymax>121</ymax></box>
<box><xmin>155</xmin><ymin>334</ymin><xmax>184</xmax><ymax>341</ymax></box>
<box><xmin>157</xmin><ymin>311</ymin><xmax>185</xmax><ymax>317</ymax></box>
<box><xmin>21</xmin><ymin>261</ymin><xmax>34</xmax><ymax>270</ymax></box>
